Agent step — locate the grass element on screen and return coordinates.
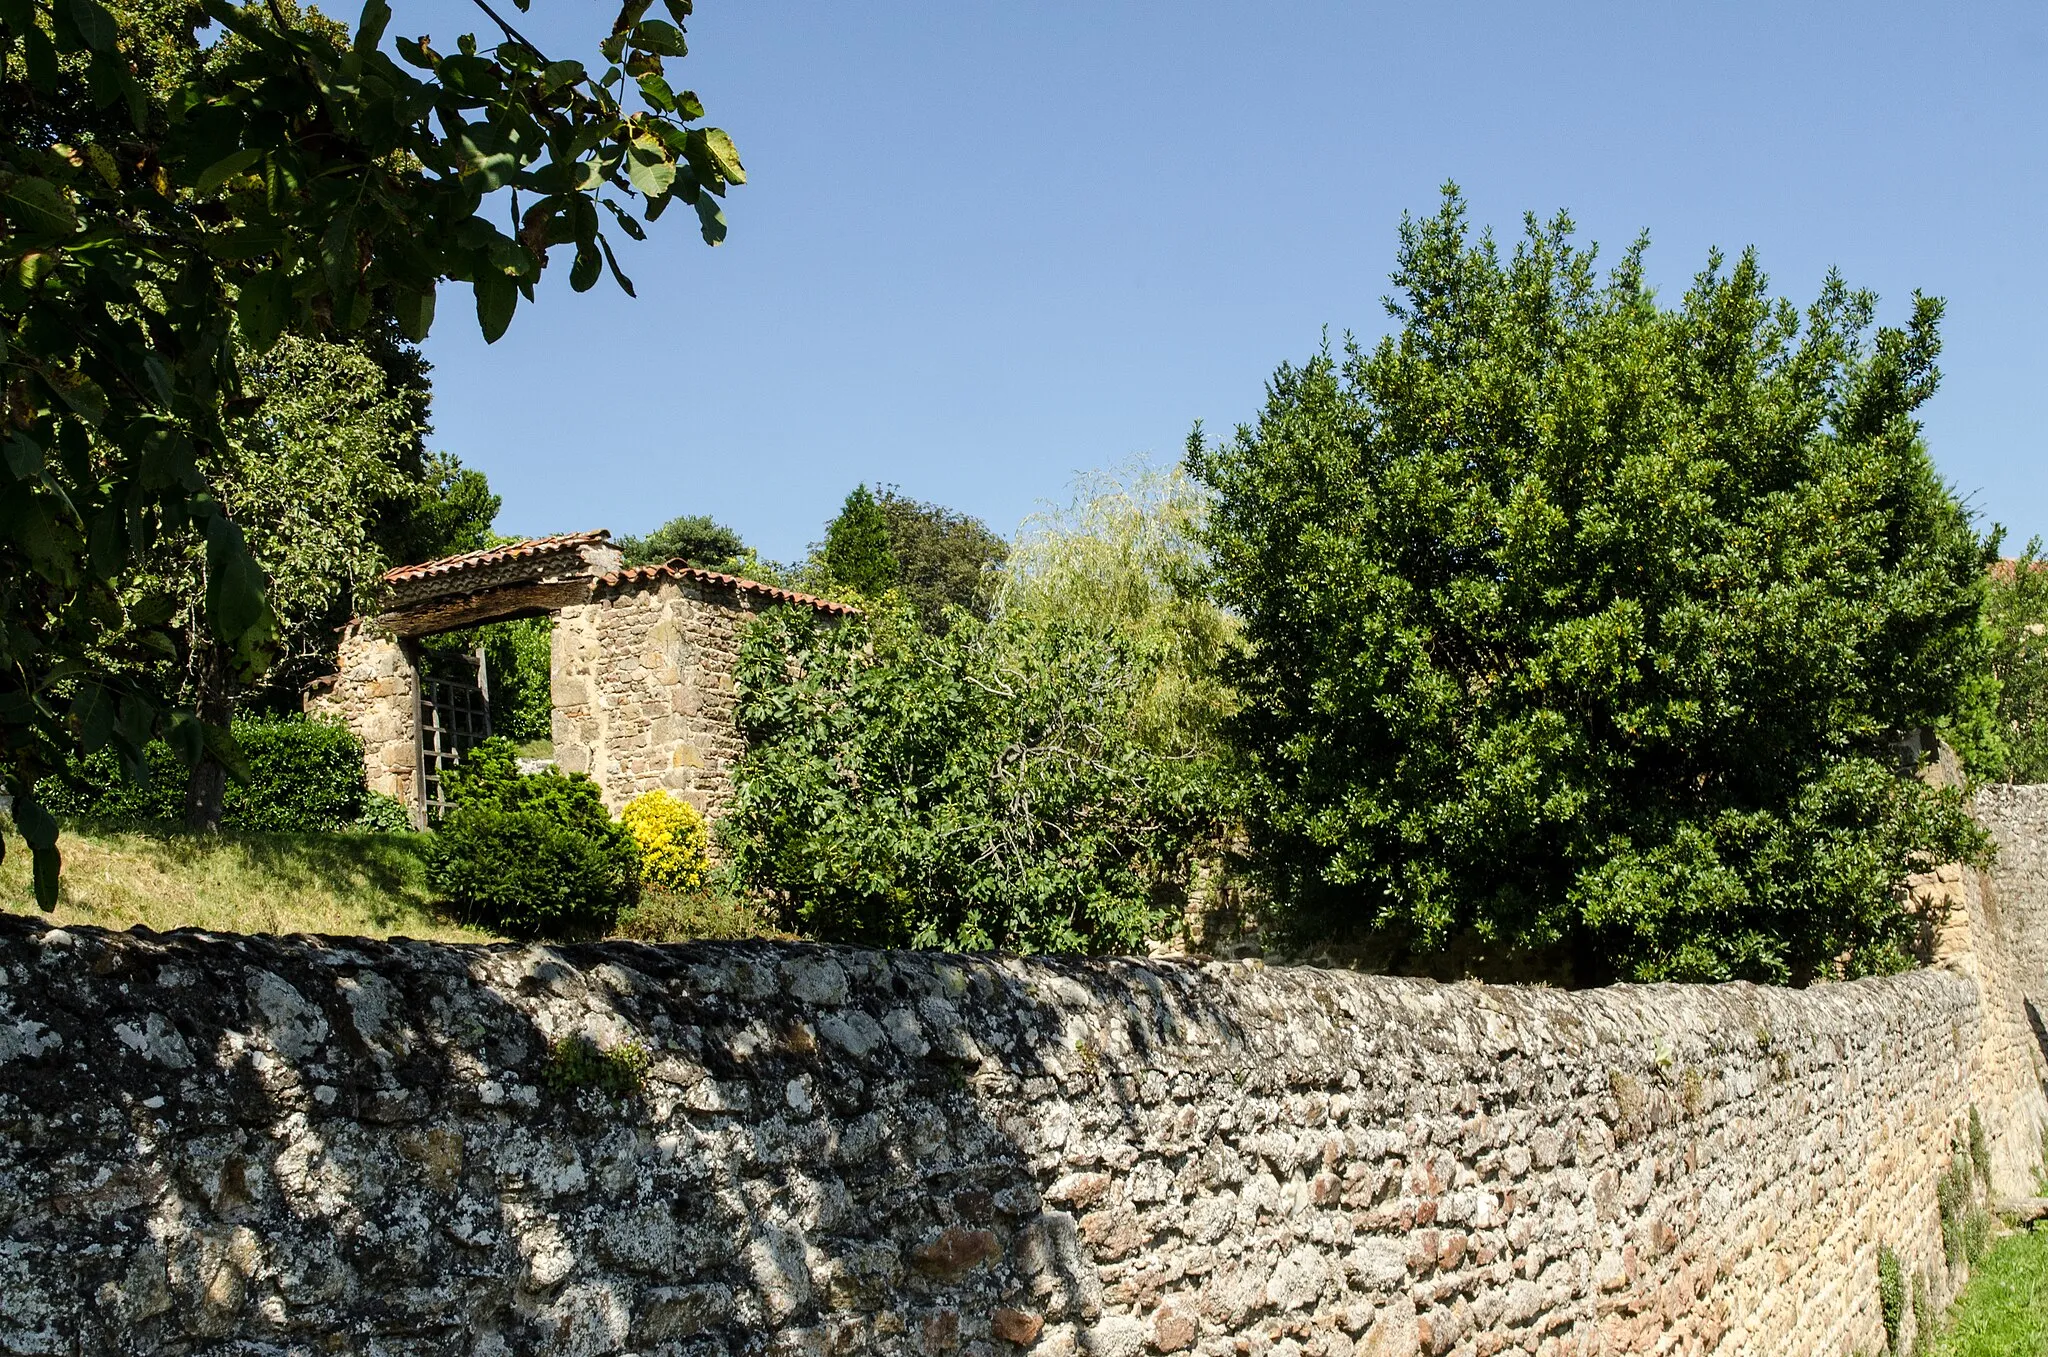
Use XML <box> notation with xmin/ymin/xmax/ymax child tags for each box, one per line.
<box><xmin>2</xmin><ymin>821</ymin><xmax>795</xmax><ymax>947</ymax></box>
<box><xmin>1</xmin><ymin>821</ymin><xmax>499</xmax><ymax>943</ymax></box>
<box><xmin>1932</xmin><ymin>1225</ymin><xmax>2048</xmax><ymax>1356</ymax></box>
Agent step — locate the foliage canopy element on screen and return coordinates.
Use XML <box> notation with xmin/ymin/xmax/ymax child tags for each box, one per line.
<box><xmin>872</xmin><ymin>487</ymin><xmax>1008</xmax><ymax>627</ymax></box>
<box><xmin>617</xmin><ymin>513</ymin><xmax>747</xmax><ymax>570</ymax></box>
<box><xmin>1190</xmin><ymin>189</ymin><xmax>1991</xmax><ymax>984</ymax></box>
<box><xmin>723</xmin><ymin>599</ymin><xmax>1220</xmax><ymax>953</ymax></box>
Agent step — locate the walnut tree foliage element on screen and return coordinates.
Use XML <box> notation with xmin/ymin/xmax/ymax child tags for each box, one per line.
<box><xmin>2</xmin><ymin>0</ymin><xmax>742</xmax><ymax>903</ymax></box>
<box><xmin>1190</xmin><ymin>190</ymin><xmax>1991</xmax><ymax>985</ymax></box>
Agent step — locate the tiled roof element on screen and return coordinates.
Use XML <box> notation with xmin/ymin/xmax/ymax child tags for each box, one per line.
<box><xmin>382</xmin><ymin>531</ymin><xmax>612</xmax><ymax>586</ymax></box>
<box><xmin>1990</xmin><ymin>558</ymin><xmax>2047</xmax><ymax>583</ymax></box>
<box><xmin>600</xmin><ymin>560</ymin><xmax>859</xmax><ymax>616</ymax></box>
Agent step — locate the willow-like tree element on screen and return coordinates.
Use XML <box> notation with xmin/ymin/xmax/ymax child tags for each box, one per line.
<box><xmin>1191</xmin><ymin>188</ymin><xmax>1992</xmax><ymax>985</ymax></box>
<box><xmin>2</xmin><ymin>0</ymin><xmax>743</xmax><ymax>902</ymax></box>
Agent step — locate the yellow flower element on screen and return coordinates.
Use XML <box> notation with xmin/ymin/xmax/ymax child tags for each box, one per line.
<box><xmin>620</xmin><ymin>789</ymin><xmax>710</xmax><ymax>893</ymax></box>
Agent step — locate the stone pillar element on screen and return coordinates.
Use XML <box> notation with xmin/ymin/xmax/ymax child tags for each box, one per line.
<box><xmin>328</xmin><ymin>624</ymin><xmax>423</xmax><ymax>827</ymax></box>
<box><xmin>550</xmin><ymin>601</ymin><xmax>604</xmax><ymax>787</ymax></box>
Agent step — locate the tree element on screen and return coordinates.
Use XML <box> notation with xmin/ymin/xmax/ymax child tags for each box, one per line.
<box><xmin>378</xmin><ymin>449</ymin><xmax>501</xmax><ymax>567</ymax></box>
<box><xmin>154</xmin><ymin>331</ymin><xmax>424</xmax><ymax>824</ymax></box>
<box><xmin>998</xmin><ymin>463</ymin><xmax>1238</xmax><ymax>754</ymax></box>
<box><xmin>874</xmin><ymin>487</ymin><xmax>1007</xmax><ymax>627</ymax></box>
<box><xmin>1981</xmin><ymin>545</ymin><xmax>2048</xmax><ymax>783</ymax></box>
<box><xmin>4</xmin><ymin>0</ymin><xmax>744</xmax><ymax>903</ymax></box>
<box><xmin>816</xmin><ymin>484</ymin><xmax>898</xmax><ymax>598</ymax></box>
<box><xmin>1190</xmin><ymin>188</ymin><xmax>1990</xmax><ymax>985</ymax></box>
<box><xmin>724</xmin><ymin>598</ymin><xmax>1218</xmax><ymax>953</ymax></box>
<box><xmin>617</xmin><ymin>512</ymin><xmax>745</xmax><ymax>569</ymax></box>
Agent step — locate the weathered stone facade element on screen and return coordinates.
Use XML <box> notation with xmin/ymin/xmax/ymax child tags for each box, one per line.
<box><xmin>3</xmin><ymin>823</ymin><xmax>2046</xmax><ymax>1356</ymax></box>
<box><xmin>553</xmin><ymin>573</ymin><xmax>782</xmax><ymax>818</ymax></box>
<box><xmin>307</xmin><ymin>628</ymin><xmax>419</xmax><ymax>813</ymax></box>
<box><xmin>312</xmin><ymin>535</ymin><xmax>850</xmax><ymax>825</ymax></box>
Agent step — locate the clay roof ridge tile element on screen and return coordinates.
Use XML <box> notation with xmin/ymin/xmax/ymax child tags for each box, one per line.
<box><xmin>601</xmin><ymin>559</ymin><xmax>856</xmax><ymax>615</ymax></box>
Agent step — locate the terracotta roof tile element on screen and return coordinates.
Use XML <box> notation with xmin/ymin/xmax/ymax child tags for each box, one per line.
<box><xmin>383</xmin><ymin>530</ymin><xmax>612</xmax><ymax>585</ymax></box>
<box><xmin>600</xmin><ymin>560</ymin><xmax>859</xmax><ymax>616</ymax></box>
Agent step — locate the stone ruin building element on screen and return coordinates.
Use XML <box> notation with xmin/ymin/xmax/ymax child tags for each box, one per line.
<box><xmin>306</xmin><ymin>530</ymin><xmax>852</xmax><ymax>827</ymax></box>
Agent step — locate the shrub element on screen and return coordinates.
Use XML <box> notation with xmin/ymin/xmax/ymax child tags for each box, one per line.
<box><xmin>354</xmin><ymin>791</ymin><xmax>415</xmax><ymax>834</ymax></box>
<box><xmin>619</xmin><ymin>790</ymin><xmax>710</xmax><ymax>893</ymax></box>
<box><xmin>424</xmin><ymin>738</ymin><xmax>639</xmax><ymax>939</ymax></box>
<box><xmin>612</xmin><ymin>889</ymin><xmax>795</xmax><ymax>942</ymax></box>
<box><xmin>38</xmin><ymin>716</ymin><xmax>372</xmax><ymax>832</ymax></box>
<box><xmin>1192</xmin><ymin>188</ymin><xmax>1992</xmax><ymax>984</ymax></box>
<box><xmin>1879</xmin><ymin>1243</ymin><xmax>1905</xmax><ymax>1354</ymax></box>
<box><xmin>723</xmin><ymin>599</ymin><xmax>1224</xmax><ymax>953</ymax></box>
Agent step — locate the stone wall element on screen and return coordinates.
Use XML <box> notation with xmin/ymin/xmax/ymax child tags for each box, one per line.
<box><xmin>1974</xmin><ymin>784</ymin><xmax>2048</xmax><ymax>1027</ymax></box>
<box><xmin>551</xmin><ymin>576</ymin><xmax>774</xmax><ymax>818</ymax></box>
<box><xmin>308</xmin><ymin>625</ymin><xmax>420</xmax><ymax>822</ymax></box>
<box><xmin>3</xmin><ymin>893</ymin><xmax>2043</xmax><ymax>1357</ymax></box>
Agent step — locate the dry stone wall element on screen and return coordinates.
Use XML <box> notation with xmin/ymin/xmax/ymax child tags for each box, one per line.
<box><xmin>2</xmin><ymin>908</ymin><xmax>2041</xmax><ymax>1357</ymax></box>
<box><xmin>1974</xmin><ymin>784</ymin><xmax>2048</xmax><ymax>1025</ymax></box>
<box><xmin>551</xmin><ymin>578</ymin><xmax>770</xmax><ymax>818</ymax></box>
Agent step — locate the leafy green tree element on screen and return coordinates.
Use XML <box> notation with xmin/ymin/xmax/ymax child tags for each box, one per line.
<box><xmin>874</xmin><ymin>487</ymin><xmax>1007</xmax><ymax>627</ymax></box>
<box><xmin>999</xmin><ymin>464</ymin><xmax>1238</xmax><ymax>754</ymax></box>
<box><xmin>1190</xmin><ymin>188</ymin><xmax>1991</xmax><ymax>985</ymax></box>
<box><xmin>156</xmin><ymin>331</ymin><xmax>425</xmax><ymax>824</ymax></box>
<box><xmin>724</xmin><ymin>599</ymin><xmax>1220</xmax><ymax>953</ymax></box>
<box><xmin>816</xmin><ymin>484</ymin><xmax>899</xmax><ymax>598</ymax></box>
<box><xmin>379</xmin><ymin>449</ymin><xmax>501</xmax><ymax>566</ymax></box>
<box><xmin>4</xmin><ymin>0</ymin><xmax>743</xmax><ymax>903</ymax></box>
<box><xmin>617</xmin><ymin>512</ymin><xmax>746</xmax><ymax>569</ymax></box>
<box><xmin>1982</xmin><ymin>544</ymin><xmax>2048</xmax><ymax>783</ymax></box>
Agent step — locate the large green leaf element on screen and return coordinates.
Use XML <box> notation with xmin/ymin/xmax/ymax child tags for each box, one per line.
<box><xmin>12</xmin><ymin>794</ymin><xmax>61</xmax><ymax>911</ymax></box>
<box><xmin>394</xmin><ymin>284</ymin><xmax>437</xmax><ymax>341</ymax></box>
<box><xmin>632</xmin><ymin>19</ymin><xmax>688</xmax><ymax>55</ymax></box>
<box><xmin>475</xmin><ymin>271</ymin><xmax>517</xmax><ymax>342</ymax></box>
<box><xmin>236</xmin><ymin>267</ymin><xmax>294</xmax><ymax>351</ymax></box>
<box><xmin>686</xmin><ymin>126</ymin><xmax>744</xmax><ymax>185</ymax></box>
<box><xmin>203</xmin><ymin>514</ymin><xmax>274</xmax><ymax>660</ymax></box>
<box><xmin>626</xmin><ymin>148</ymin><xmax>676</xmax><ymax>199</ymax></box>
<box><xmin>195</xmin><ymin>148</ymin><xmax>262</xmax><ymax>195</ymax></box>
<box><xmin>1</xmin><ymin>177</ymin><xmax>77</xmax><ymax>243</ymax></box>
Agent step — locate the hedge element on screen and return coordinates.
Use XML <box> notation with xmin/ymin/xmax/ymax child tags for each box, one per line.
<box><xmin>37</xmin><ymin>717</ymin><xmax>379</xmax><ymax>833</ymax></box>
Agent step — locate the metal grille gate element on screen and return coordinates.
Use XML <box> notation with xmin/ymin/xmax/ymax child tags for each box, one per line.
<box><xmin>418</xmin><ymin>651</ymin><xmax>491</xmax><ymax>822</ymax></box>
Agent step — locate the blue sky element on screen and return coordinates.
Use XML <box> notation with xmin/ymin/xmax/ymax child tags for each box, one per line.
<box><xmin>400</xmin><ymin>1</ymin><xmax>2048</xmax><ymax>562</ymax></box>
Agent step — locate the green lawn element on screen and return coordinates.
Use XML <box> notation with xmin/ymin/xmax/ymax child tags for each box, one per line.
<box><xmin>2</xmin><ymin>820</ymin><xmax>792</xmax><ymax>946</ymax></box>
<box><xmin>1</xmin><ymin>822</ymin><xmax>499</xmax><ymax>943</ymax></box>
<box><xmin>1934</xmin><ymin>1226</ymin><xmax>2048</xmax><ymax>1356</ymax></box>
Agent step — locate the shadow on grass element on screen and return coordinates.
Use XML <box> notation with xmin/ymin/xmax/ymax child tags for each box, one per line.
<box><xmin>51</xmin><ymin>818</ymin><xmax>482</xmax><ymax>937</ymax></box>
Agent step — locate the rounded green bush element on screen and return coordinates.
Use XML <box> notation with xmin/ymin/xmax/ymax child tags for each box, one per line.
<box><xmin>424</xmin><ymin>738</ymin><xmax>639</xmax><ymax>939</ymax></box>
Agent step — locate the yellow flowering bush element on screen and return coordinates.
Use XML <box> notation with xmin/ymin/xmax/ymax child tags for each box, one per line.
<box><xmin>620</xmin><ymin>789</ymin><xmax>711</xmax><ymax>893</ymax></box>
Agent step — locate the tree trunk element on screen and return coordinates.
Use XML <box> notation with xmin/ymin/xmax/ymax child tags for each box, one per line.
<box><xmin>183</xmin><ymin>640</ymin><xmax>232</xmax><ymax>833</ymax></box>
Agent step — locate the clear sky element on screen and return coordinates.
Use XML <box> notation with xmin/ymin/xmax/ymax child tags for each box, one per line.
<box><xmin>400</xmin><ymin>1</ymin><xmax>2047</xmax><ymax>562</ymax></box>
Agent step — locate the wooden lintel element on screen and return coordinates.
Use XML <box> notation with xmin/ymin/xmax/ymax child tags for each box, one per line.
<box><xmin>377</xmin><ymin>579</ymin><xmax>593</xmax><ymax>637</ymax></box>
